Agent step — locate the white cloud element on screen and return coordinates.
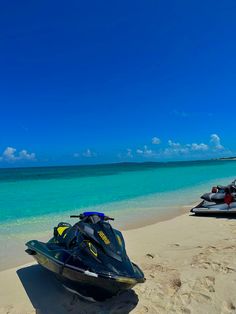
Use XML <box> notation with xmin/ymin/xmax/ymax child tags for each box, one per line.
<box><xmin>117</xmin><ymin>148</ymin><xmax>134</xmax><ymax>159</ymax></box>
<box><xmin>74</xmin><ymin>149</ymin><xmax>96</xmax><ymax>158</ymax></box>
<box><xmin>136</xmin><ymin>138</ymin><xmax>211</xmax><ymax>159</ymax></box>
<box><xmin>2</xmin><ymin>147</ymin><xmax>17</xmax><ymax>161</ymax></box>
<box><xmin>117</xmin><ymin>148</ymin><xmax>135</xmax><ymax>160</ymax></box>
<box><xmin>18</xmin><ymin>149</ymin><xmax>36</xmax><ymax>160</ymax></box>
<box><xmin>152</xmin><ymin>137</ymin><xmax>161</xmax><ymax>145</ymax></box>
<box><xmin>163</xmin><ymin>134</ymin><xmax>225</xmax><ymax>158</ymax></box>
<box><xmin>164</xmin><ymin>139</ymin><xmax>209</xmax><ymax>156</ymax></box>
<box><xmin>163</xmin><ymin>145</ymin><xmax>189</xmax><ymax>156</ymax></box>
<box><xmin>82</xmin><ymin>149</ymin><xmax>96</xmax><ymax>158</ymax></box>
<box><xmin>120</xmin><ymin>133</ymin><xmax>228</xmax><ymax>161</ymax></box>
<box><xmin>168</xmin><ymin>140</ymin><xmax>181</xmax><ymax>148</ymax></box>
<box><xmin>136</xmin><ymin>145</ymin><xmax>154</xmax><ymax>156</ymax></box>
<box><xmin>0</xmin><ymin>146</ymin><xmax>36</xmax><ymax>162</ymax></box>
<box><xmin>189</xmin><ymin>143</ymin><xmax>208</xmax><ymax>151</ymax></box>
<box><xmin>210</xmin><ymin>134</ymin><xmax>224</xmax><ymax>150</ymax></box>
<box><xmin>126</xmin><ymin>148</ymin><xmax>133</xmax><ymax>158</ymax></box>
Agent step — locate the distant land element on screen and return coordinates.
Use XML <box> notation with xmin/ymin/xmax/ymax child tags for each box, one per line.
<box><xmin>219</xmin><ymin>157</ymin><xmax>236</xmax><ymax>160</ymax></box>
<box><xmin>0</xmin><ymin>159</ymin><xmax>228</xmax><ymax>171</ymax></box>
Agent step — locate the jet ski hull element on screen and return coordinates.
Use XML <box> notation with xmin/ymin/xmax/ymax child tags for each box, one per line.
<box><xmin>26</xmin><ymin>240</ymin><xmax>144</xmax><ymax>299</ymax></box>
<box><xmin>191</xmin><ymin>201</ymin><xmax>236</xmax><ymax>214</ymax></box>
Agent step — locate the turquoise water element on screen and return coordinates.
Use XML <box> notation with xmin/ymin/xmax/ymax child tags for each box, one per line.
<box><xmin>1</xmin><ymin>160</ymin><xmax>236</xmax><ymax>223</ymax></box>
<box><xmin>0</xmin><ymin>160</ymin><xmax>236</xmax><ymax>270</ymax></box>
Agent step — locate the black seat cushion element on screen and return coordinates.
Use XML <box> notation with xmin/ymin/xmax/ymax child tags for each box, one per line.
<box><xmin>56</xmin><ymin>225</ymin><xmax>79</xmax><ymax>249</ymax></box>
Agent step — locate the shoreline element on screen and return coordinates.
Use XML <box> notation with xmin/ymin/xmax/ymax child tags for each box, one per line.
<box><xmin>0</xmin><ymin>171</ymin><xmax>234</xmax><ymax>272</ymax></box>
<box><xmin>0</xmin><ymin>202</ymin><xmax>196</xmax><ymax>272</ymax></box>
<box><xmin>120</xmin><ymin>202</ymin><xmax>195</xmax><ymax>230</ymax></box>
<box><xmin>1</xmin><ymin>211</ymin><xmax>236</xmax><ymax>313</ymax></box>
<box><xmin>0</xmin><ymin>204</ymin><xmax>193</xmax><ymax>270</ymax></box>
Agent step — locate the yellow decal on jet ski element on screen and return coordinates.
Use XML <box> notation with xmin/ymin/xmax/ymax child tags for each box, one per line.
<box><xmin>57</xmin><ymin>226</ymin><xmax>69</xmax><ymax>236</ymax></box>
<box><xmin>98</xmin><ymin>231</ymin><xmax>110</xmax><ymax>245</ymax></box>
<box><xmin>116</xmin><ymin>235</ymin><xmax>122</xmax><ymax>246</ymax></box>
<box><xmin>37</xmin><ymin>254</ymin><xmax>49</xmax><ymax>266</ymax></box>
<box><xmin>116</xmin><ymin>277</ymin><xmax>137</xmax><ymax>284</ymax></box>
<box><xmin>88</xmin><ymin>242</ymin><xmax>98</xmax><ymax>257</ymax></box>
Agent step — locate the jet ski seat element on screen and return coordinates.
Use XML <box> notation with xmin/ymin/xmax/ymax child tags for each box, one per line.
<box><xmin>62</xmin><ymin>226</ymin><xmax>79</xmax><ymax>249</ymax></box>
<box><xmin>54</xmin><ymin>223</ymin><xmax>79</xmax><ymax>249</ymax></box>
<box><xmin>217</xmin><ymin>185</ymin><xmax>227</xmax><ymax>190</ymax></box>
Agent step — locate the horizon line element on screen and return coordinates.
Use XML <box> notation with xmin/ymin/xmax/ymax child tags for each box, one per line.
<box><xmin>0</xmin><ymin>157</ymin><xmax>231</xmax><ymax>171</ymax></box>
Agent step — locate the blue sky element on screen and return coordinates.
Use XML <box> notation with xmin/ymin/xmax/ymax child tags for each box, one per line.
<box><xmin>0</xmin><ymin>0</ymin><xmax>236</xmax><ymax>166</ymax></box>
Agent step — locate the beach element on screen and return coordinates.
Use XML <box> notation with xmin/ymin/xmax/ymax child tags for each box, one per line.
<box><xmin>1</xmin><ymin>162</ymin><xmax>236</xmax><ymax>313</ymax></box>
<box><xmin>1</xmin><ymin>208</ymin><xmax>236</xmax><ymax>314</ymax></box>
<box><xmin>1</xmin><ymin>160</ymin><xmax>236</xmax><ymax>272</ymax></box>
<box><xmin>2</xmin><ymin>1</ymin><xmax>236</xmax><ymax>312</ymax></box>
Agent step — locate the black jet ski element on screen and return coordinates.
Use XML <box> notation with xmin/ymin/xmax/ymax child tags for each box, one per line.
<box><xmin>25</xmin><ymin>212</ymin><xmax>145</xmax><ymax>300</ymax></box>
<box><xmin>201</xmin><ymin>180</ymin><xmax>236</xmax><ymax>204</ymax></box>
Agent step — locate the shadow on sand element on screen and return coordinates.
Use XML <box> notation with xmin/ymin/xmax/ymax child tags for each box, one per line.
<box><xmin>17</xmin><ymin>265</ymin><xmax>139</xmax><ymax>314</ymax></box>
<box><xmin>190</xmin><ymin>213</ymin><xmax>236</xmax><ymax>220</ymax></box>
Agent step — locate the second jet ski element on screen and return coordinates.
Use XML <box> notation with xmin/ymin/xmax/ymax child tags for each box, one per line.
<box><xmin>191</xmin><ymin>179</ymin><xmax>236</xmax><ymax>215</ymax></box>
<box><xmin>201</xmin><ymin>179</ymin><xmax>236</xmax><ymax>204</ymax></box>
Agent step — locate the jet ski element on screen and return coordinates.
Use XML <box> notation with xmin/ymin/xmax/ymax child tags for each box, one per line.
<box><xmin>201</xmin><ymin>180</ymin><xmax>236</xmax><ymax>204</ymax></box>
<box><xmin>25</xmin><ymin>212</ymin><xmax>145</xmax><ymax>300</ymax></box>
<box><xmin>191</xmin><ymin>200</ymin><xmax>236</xmax><ymax>215</ymax></box>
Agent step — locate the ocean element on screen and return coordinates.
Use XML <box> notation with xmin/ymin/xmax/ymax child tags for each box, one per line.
<box><xmin>0</xmin><ymin>160</ymin><xmax>235</xmax><ymax>269</ymax></box>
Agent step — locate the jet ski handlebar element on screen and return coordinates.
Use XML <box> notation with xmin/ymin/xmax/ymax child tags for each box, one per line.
<box><xmin>104</xmin><ymin>216</ymin><xmax>114</xmax><ymax>221</ymax></box>
<box><xmin>70</xmin><ymin>214</ymin><xmax>114</xmax><ymax>221</ymax></box>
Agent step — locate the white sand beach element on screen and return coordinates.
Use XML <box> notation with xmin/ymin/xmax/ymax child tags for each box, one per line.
<box><xmin>1</xmin><ymin>210</ymin><xmax>236</xmax><ymax>314</ymax></box>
